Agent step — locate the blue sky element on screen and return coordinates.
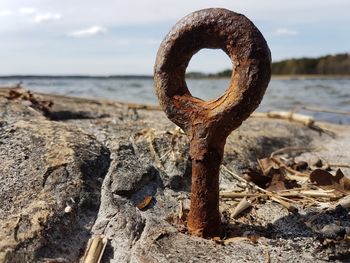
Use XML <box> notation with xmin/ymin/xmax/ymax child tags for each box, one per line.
<box><xmin>0</xmin><ymin>0</ymin><xmax>349</xmax><ymax>75</ymax></box>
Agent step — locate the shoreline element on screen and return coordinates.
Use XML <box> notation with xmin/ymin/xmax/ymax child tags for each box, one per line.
<box><xmin>1</xmin><ymin>86</ymin><xmax>349</xmax><ymax>126</ymax></box>
<box><xmin>0</xmin><ymin>74</ymin><xmax>350</xmax><ymax>80</ymax></box>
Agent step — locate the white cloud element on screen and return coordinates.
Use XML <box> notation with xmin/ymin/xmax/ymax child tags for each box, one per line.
<box><xmin>19</xmin><ymin>7</ymin><xmax>36</xmax><ymax>15</ymax></box>
<box><xmin>0</xmin><ymin>10</ymin><xmax>13</xmax><ymax>16</ymax></box>
<box><xmin>69</xmin><ymin>26</ymin><xmax>107</xmax><ymax>37</ymax></box>
<box><xmin>34</xmin><ymin>13</ymin><xmax>61</xmax><ymax>23</ymax></box>
<box><xmin>274</xmin><ymin>28</ymin><xmax>299</xmax><ymax>36</ymax></box>
<box><xmin>0</xmin><ymin>0</ymin><xmax>349</xmax><ymax>75</ymax></box>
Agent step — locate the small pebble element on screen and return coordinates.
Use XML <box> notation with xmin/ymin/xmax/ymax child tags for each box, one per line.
<box><xmin>319</xmin><ymin>223</ymin><xmax>346</xmax><ymax>240</ymax></box>
<box><xmin>64</xmin><ymin>206</ymin><xmax>72</xmax><ymax>213</ymax></box>
<box><xmin>345</xmin><ymin>227</ymin><xmax>350</xmax><ymax>234</ymax></box>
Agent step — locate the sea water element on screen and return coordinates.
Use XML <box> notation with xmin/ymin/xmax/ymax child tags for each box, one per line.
<box><xmin>0</xmin><ymin>77</ymin><xmax>349</xmax><ymax>124</ymax></box>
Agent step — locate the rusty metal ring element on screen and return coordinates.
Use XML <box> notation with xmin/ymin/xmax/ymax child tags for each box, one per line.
<box><xmin>154</xmin><ymin>8</ymin><xmax>271</xmax><ymax>138</ymax></box>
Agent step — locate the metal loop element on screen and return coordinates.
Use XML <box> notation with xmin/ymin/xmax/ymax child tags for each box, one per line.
<box><xmin>154</xmin><ymin>8</ymin><xmax>271</xmax><ymax>138</ymax></box>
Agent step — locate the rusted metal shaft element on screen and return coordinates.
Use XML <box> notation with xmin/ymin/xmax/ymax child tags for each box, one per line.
<box><xmin>154</xmin><ymin>8</ymin><xmax>271</xmax><ymax>238</ymax></box>
<box><xmin>187</xmin><ymin>140</ymin><xmax>224</xmax><ymax>237</ymax></box>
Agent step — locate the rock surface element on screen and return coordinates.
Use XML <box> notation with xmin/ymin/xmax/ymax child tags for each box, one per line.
<box><xmin>0</xmin><ymin>89</ymin><xmax>111</xmax><ymax>262</ymax></box>
<box><xmin>0</xmin><ymin>87</ymin><xmax>349</xmax><ymax>263</ymax></box>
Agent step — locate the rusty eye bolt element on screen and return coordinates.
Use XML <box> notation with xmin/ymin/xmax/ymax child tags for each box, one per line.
<box><xmin>154</xmin><ymin>8</ymin><xmax>271</xmax><ymax>238</ymax></box>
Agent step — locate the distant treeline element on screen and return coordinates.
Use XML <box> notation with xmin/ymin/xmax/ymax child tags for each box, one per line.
<box><xmin>272</xmin><ymin>53</ymin><xmax>350</xmax><ymax>75</ymax></box>
<box><xmin>187</xmin><ymin>53</ymin><xmax>350</xmax><ymax>77</ymax></box>
<box><xmin>186</xmin><ymin>70</ymin><xmax>232</xmax><ymax>78</ymax></box>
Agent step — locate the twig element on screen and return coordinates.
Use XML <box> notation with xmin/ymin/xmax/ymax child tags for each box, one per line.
<box><xmin>178</xmin><ymin>200</ymin><xmax>184</xmax><ymax>220</ymax></box>
<box><xmin>146</xmin><ymin>130</ymin><xmax>163</xmax><ymax>168</ymax></box>
<box><xmin>265</xmin><ymin>250</ymin><xmax>271</xmax><ymax>263</ymax></box>
<box><xmin>231</xmin><ymin>197</ymin><xmax>253</xmax><ymax>218</ymax></box>
<box><xmin>270</xmin><ymin>196</ymin><xmax>298</xmax><ymax>213</ymax></box>
<box><xmin>279</xmin><ymin>190</ymin><xmax>338</xmax><ymax>199</ymax></box>
<box><xmin>270</xmin><ymin>157</ymin><xmax>309</xmax><ymax>177</ymax></box>
<box><xmin>223</xmin><ymin>237</ymin><xmax>248</xmax><ymax>245</ymax></box>
<box><xmin>221</xmin><ymin>165</ymin><xmax>248</xmax><ymax>184</ymax></box>
<box><xmin>252</xmin><ymin>111</ymin><xmax>335</xmax><ymax>136</ymax></box>
<box><xmin>252</xmin><ymin>111</ymin><xmax>314</xmax><ymax>126</ymax></box>
<box><xmin>220</xmin><ymin>190</ymin><xmax>337</xmax><ymax>199</ymax></box>
<box><xmin>13</xmin><ymin>215</ymin><xmax>22</xmax><ymax>242</ymax></box>
<box><xmin>82</xmin><ymin>235</ymin><xmax>108</xmax><ymax>263</ymax></box>
<box><xmin>302</xmin><ymin>106</ymin><xmax>350</xmax><ymax>116</ymax></box>
<box><xmin>220</xmin><ymin>192</ymin><xmax>263</xmax><ymax>198</ymax></box>
<box><xmin>336</xmin><ymin>195</ymin><xmax>350</xmax><ymax>208</ymax></box>
<box><xmin>159</xmin><ymin>149</ymin><xmax>172</xmax><ymax>160</ymax></box>
<box><xmin>122</xmin><ymin>102</ymin><xmax>161</xmax><ymax>111</ymax></box>
<box><xmin>221</xmin><ymin>165</ymin><xmax>299</xmax><ymax>205</ymax></box>
<box><xmin>329</xmin><ymin>163</ymin><xmax>350</xmax><ymax>168</ymax></box>
<box><xmin>270</xmin><ymin>146</ymin><xmax>315</xmax><ymax>157</ymax></box>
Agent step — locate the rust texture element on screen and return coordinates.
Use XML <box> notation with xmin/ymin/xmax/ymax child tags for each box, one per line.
<box><xmin>154</xmin><ymin>8</ymin><xmax>271</xmax><ymax>237</ymax></box>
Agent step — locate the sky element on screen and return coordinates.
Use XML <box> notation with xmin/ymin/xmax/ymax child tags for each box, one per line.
<box><xmin>0</xmin><ymin>0</ymin><xmax>349</xmax><ymax>75</ymax></box>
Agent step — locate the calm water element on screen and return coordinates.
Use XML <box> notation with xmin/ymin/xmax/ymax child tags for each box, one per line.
<box><xmin>0</xmin><ymin>77</ymin><xmax>349</xmax><ymax>124</ymax></box>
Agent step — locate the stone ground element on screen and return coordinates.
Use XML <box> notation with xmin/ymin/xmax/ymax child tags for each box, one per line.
<box><xmin>0</xmin><ymin>87</ymin><xmax>349</xmax><ymax>263</ymax></box>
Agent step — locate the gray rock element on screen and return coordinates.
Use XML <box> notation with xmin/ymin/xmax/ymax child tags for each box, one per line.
<box><xmin>109</xmin><ymin>142</ymin><xmax>158</xmax><ymax>197</ymax></box>
<box><xmin>0</xmin><ymin>117</ymin><xmax>110</xmax><ymax>262</ymax></box>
